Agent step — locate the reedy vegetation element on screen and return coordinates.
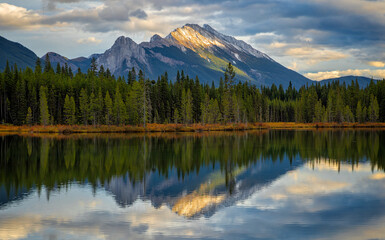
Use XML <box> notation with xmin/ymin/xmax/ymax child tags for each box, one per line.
<box><xmin>0</xmin><ymin>56</ymin><xmax>384</xmax><ymax>126</ymax></box>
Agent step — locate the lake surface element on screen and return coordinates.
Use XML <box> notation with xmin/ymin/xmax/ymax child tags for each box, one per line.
<box><xmin>1</xmin><ymin>130</ymin><xmax>385</xmax><ymax>240</ymax></box>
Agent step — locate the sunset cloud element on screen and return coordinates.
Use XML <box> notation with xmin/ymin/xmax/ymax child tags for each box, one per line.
<box><xmin>1</xmin><ymin>0</ymin><xmax>385</xmax><ymax>75</ymax></box>
<box><xmin>77</xmin><ymin>37</ymin><xmax>102</xmax><ymax>44</ymax></box>
<box><xmin>305</xmin><ymin>69</ymin><xmax>385</xmax><ymax>81</ymax></box>
<box><xmin>285</xmin><ymin>47</ymin><xmax>347</xmax><ymax>65</ymax></box>
<box><xmin>368</xmin><ymin>61</ymin><xmax>385</xmax><ymax>68</ymax></box>
<box><xmin>0</xmin><ymin>3</ymin><xmax>42</xmax><ymax>30</ymax></box>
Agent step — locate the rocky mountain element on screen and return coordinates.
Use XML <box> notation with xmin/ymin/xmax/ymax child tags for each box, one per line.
<box><xmin>0</xmin><ymin>35</ymin><xmax>38</xmax><ymax>71</ymax></box>
<box><xmin>96</xmin><ymin>24</ymin><xmax>311</xmax><ymax>87</ymax></box>
<box><xmin>14</xmin><ymin>25</ymin><xmax>385</xmax><ymax>88</ymax></box>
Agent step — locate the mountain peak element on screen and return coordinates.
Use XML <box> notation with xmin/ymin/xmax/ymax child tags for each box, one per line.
<box><xmin>114</xmin><ymin>36</ymin><xmax>136</xmax><ymax>46</ymax></box>
<box><xmin>203</xmin><ymin>24</ymin><xmax>215</xmax><ymax>32</ymax></box>
<box><xmin>89</xmin><ymin>23</ymin><xmax>309</xmax><ymax>87</ymax></box>
<box><xmin>183</xmin><ymin>23</ymin><xmax>203</xmax><ymax>30</ymax></box>
<box><xmin>167</xmin><ymin>24</ymin><xmax>225</xmax><ymax>51</ymax></box>
<box><xmin>150</xmin><ymin>34</ymin><xmax>163</xmax><ymax>43</ymax></box>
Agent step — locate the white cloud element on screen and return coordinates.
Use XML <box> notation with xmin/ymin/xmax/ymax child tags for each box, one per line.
<box><xmin>368</xmin><ymin>61</ymin><xmax>385</xmax><ymax>68</ymax></box>
<box><xmin>305</xmin><ymin>69</ymin><xmax>385</xmax><ymax>81</ymax></box>
<box><xmin>77</xmin><ymin>37</ymin><xmax>102</xmax><ymax>44</ymax></box>
<box><xmin>285</xmin><ymin>47</ymin><xmax>347</xmax><ymax>65</ymax></box>
<box><xmin>288</xmin><ymin>61</ymin><xmax>298</xmax><ymax>71</ymax></box>
<box><xmin>269</xmin><ymin>41</ymin><xmax>287</xmax><ymax>48</ymax></box>
<box><xmin>0</xmin><ymin>3</ymin><xmax>42</xmax><ymax>30</ymax></box>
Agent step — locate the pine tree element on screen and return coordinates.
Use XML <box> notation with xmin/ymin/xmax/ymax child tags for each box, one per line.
<box><xmin>222</xmin><ymin>63</ymin><xmax>236</xmax><ymax>123</ymax></box>
<box><xmin>26</xmin><ymin>107</ymin><xmax>33</xmax><ymax>126</ymax></box>
<box><xmin>208</xmin><ymin>98</ymin><xmax>221</xmax><ymax>123</ymax></box>
<box><xmin>201</xmin><ymin>93</ymin><xmax>210</xmax><ymax>124</ymax></box>
<box><xmin>64</xmin><ymin>94</ymin><xmax>76</xmax><ymax>125</ymax></box>
<box><xmin>335</xmin><ymin>90</ymin><xmax>345</xmax><ymax>123</ymax></box>
<box><xmin>344</xmin><ymin>105</ymin><xmax>354</xmax><ymax>123</ymax></box>
<box><xmin>35</xmin><ymin>58</ymin><xmax>42</xmax><ymax>74</ymax></box>
<box><xmin>95</xmin><ymin>88</ymin><xmax>104</xmax><ymax>125</ymax></box>
<box><xmin>89</xmin><ymin>92</ymin><xmax>97</xmax><ymax>126</ymax></box>
<box><xmin>90</xmin><ymin>57</ymin><xmax>97</xmax><ymax>75</ymax></box>
<box><xmin>192</xmin><ymin>76</ymin><xmax>202</xmax><ymax>123</ymax></box>
<box><xmin>104</xmin><ymin>91</ymin><xmax>113</xmax><ymax>125</ymax></box>
<box><xmin>173</xmin><ymin>108</ymin><xmax>180</xmax><ymax>124</ymax></box>
<box><xmin>327</xmin><ymin>90</ymin><xmax>335</xmax><ymax>122</ymax></box>
<box><xmin>70</xmin><ymin>96</ymin><xmax>76</xmax><ymax>124</ymax></box>
<box><xmin>44</xmin><ymin>54</ymin><xmax>52</xmax><ymax>73</ymax></box>
<box><xmin>181</xmin><ymin>88</ymin><xmax>193</xmax><ymax>124</ymax></box>
<box><xmin>39</xmin><ymin>86</ymin><xmax>50</xmax><ymax>126</ymax></box>
<box><xmin>362</xmin><ymin>106</ymin><xmax>368</xmax><ymax>123</ymax></box>
<box><xmin>79</xmin><ymin>88</ymin><xmax>89</xmax><ymax>125</ymax></box>
<box><xmin>356</xmin><ymin>101</ymin><xmax>363</xmax><ymax>123</ymax></box>
<box><xmin>128</xmin><ymin>81</ymin><xmax>142</xmax><ymax>125</ymax></box>
<box><xmin>313</xmin><ymin>99</ymin><xmax>324</xmax><ymax>123</ymax></box>
<box><xmin>368</xmin><ymin>94</ymin><xmax>379</xmax><ymax>122</ymax></box>
<box><xmin>15</xmin><ymin>77</ymin><xmax>27</xmax><ymax>125</ymax></box>
<box><xmin>113</xmin><ymin>85</ymin><xmax>126</xmax><ymax>125</ymax></box>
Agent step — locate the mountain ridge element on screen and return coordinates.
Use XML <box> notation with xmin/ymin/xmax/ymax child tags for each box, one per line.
<box><xmin>94</xmin><ymin>23</ymin><xmax>310</xmax><ymax>87</ymax></box>
<box><xmin>3</xmin><ymin>24</ymin><xmax>378</xmax><ymax>88</ymax></box>
<box><xmin>0</xmin><ymin>35</ymin><xmax>38</xmax><ymax>70</ymax></box>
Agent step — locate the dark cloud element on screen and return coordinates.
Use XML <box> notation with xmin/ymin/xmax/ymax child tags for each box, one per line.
<box><xmin>4</xmin><ymin>0</ymin><xmax>385</xmax><ymax>68</ymax></box>
<box><xmin>99</xmin><ymin>4</ymin><xmax>130</xmax><ymax>21</ymax></box>
<box><xmin>131</xmin><ymin>9</ymin><xmax>147</xmax><ymax>19</ymax></box>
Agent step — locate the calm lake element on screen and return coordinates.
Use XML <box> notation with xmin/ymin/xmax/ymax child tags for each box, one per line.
<box><xmin>1</xmin><ymin>130</ymin><xmax>385</xmax><ymax>240</ymax></box>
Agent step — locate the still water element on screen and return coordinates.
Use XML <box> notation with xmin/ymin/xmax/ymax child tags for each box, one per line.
<box><xmin>0</xmin><ymin>130</ymin><xmax>385</xmax><ymax>240</ymax></box>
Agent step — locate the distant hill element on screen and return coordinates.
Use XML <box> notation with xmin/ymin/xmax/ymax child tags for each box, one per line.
<box><xmin>40</xmin><ymin>52</ymin><xmax>91</xmax><ymax>73</ymax></box>
<box><xmin>0</xmin><ymin>36</ymin><xmax>38</xmax><ymax>71</ymax></box>
<box><xmin>318</xmin><ymin>76</ymin><xmax>379</xmax><ymax>87</ymax></box>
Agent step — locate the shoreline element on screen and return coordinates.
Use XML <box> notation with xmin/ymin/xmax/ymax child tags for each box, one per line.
<box><xmin>1</xmin><ymin>122</ymin><xmax>385</xmax><ymax>134</ymax></box>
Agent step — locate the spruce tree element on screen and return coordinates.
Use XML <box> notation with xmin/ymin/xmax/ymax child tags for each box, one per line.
<box><xmin>79</xmin><ymin>88</ymin><xmax>89</xmax><ymax>125</ymax></box>
<box><xmin>39</xmin><ymin>86</ymin><xmax>50</xmax><ymax>126</ymax></box>
<box><xmin>222</xmin><ymin>63</ymin><xmax>235</xmax><ymax>123</ymax></box>
<box><xmin>201</xmin><ymin>93</ymin><xmax>210</xmax><ymax>124</ymax></box>
<box><xmin>15</xmin><ymin>77</ymin><xmax>27</xmax><ymax>125</ymax></box>
<box><xmin>356</xmin><ymin>101</ymin><xmax>363</xmax><ymax>123</ymax></box>
<box><xmin>368</xmin><ymin>94</ymin><xmax>379</xmax><ymax>122</ymax></box>
<box><xmin>44</xmin><ymin>54</ymin><xmax>52</xmax><ymax>73</ymax></box>
<box><xmin>181</xmin><ymin>88</ymin><xmax>193</xmax><ymax>124</ymax></box>
<box><xmin>64</xmin><ymin>94</ymin><xmax>76</xmax><ymax>125</ymax></box>
<box><xmin>26</xmin><ymin>107</ymin><xmax>33</xmax><ymax>126</ymax></box>
<box><xmin>89</xmin><ymin>92</ymin><xmax>97</xmax><ymax>126</ymax></box>
<box><xmin>113</xmin><ymin>86</ymin><xmax>126</xmax><ymax>125</ymax></box>
<box><xmin>208</xmin><ymin>98</ymin><xmax>221</xmax><ymax>124</ymax></box>
<box><xmin>105</xmin><ymin>91</ymin><xmax>113</xmax><ymax>125</ymax></box>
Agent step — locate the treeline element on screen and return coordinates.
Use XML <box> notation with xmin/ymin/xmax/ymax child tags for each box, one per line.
<box><xmin>0</xmin><ymin>57</ymin><xmax>384</xmax><ymax>126</ymax></box>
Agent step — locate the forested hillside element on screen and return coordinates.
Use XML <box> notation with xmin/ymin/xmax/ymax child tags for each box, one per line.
<box><xmin>0</xmin><ymin>57</ymin><xmax>384</xmax><ymax>126</ymax></box>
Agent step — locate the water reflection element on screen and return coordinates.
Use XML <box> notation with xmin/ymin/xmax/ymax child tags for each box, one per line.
<box><xmin>0</xmin><ymin>130</ymin><xmax>384</xmax><ymax>239</ymax></box>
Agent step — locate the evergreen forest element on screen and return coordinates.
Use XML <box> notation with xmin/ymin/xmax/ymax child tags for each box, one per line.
<box><xmin>0</xmin><ymin>56</ymin><xmax>384</xmax><ymax>126</ymax></box>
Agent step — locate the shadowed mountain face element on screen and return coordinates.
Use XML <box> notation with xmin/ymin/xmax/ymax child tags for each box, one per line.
<box><xmin>96</xmin><ymin>24</ymin><xmax>310</xmax><ymax>87</ymax></box>
<box><xmin>0</xmin><ymin>36</ymin><xmax>38</xmax><ymax>71</ymax></box>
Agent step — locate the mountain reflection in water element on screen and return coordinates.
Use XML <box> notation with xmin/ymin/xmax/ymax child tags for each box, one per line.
<box><xmin>0</xmin><ymin>130</ymin><xmax>384</xmax><ymax>239</ymax></box>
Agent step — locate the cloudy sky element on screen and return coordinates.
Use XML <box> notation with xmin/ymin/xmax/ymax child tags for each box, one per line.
<box><xmin>1</xmin><ymin>0</ymin><xmax>385</xmax><ymax>80</ymax></box>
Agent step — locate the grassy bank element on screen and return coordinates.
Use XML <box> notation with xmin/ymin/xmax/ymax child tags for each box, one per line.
<box><xmin>1</xmin><ymin>122</ymin><xmax>385</xmax><ymax>134</ymax></box>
